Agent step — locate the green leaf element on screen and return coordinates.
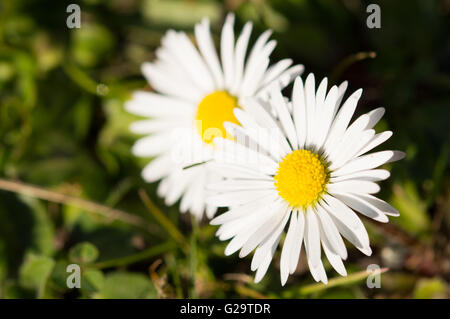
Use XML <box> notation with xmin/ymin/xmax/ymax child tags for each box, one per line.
<box><xmin>391</xmin><ymin>181</ymin><xmax>431</xmax><ymax>236</ymax></box>
<box><xmin>71</xmin><ymin>23</ymin><xmax>115</xmax><ymax>68</ymax></box>
<box><xmin>19</xmin><ymin>253</ymin><xmax>55</xmax><ymax>298</ymax></box>
<box><xmin>69</xmin><ymin>242</ymin><xmax>99</xmax><ymax>264</ymax></box>
<box><xmin>142</xmin><ymin>0</ymin><xmax>221</xmax><ymax>28</ymax></box>
<box><xmin>49</xmin><ymin>260</ymin><xmax>72</xmax><ymax>291</ymax></box>
<box><xmin>19</xmin><ymin>196</ymin><xmax>55</xmax><ymax>257</ymax></box>
<box><xmin>81</xmin><ymin>269</ymin><xmax>104</xmax><ymax>295</ymax></box>
<box><xmin>95</xmin><ymin>271</ymin><xmax>157</xmax><ymax>299</ymax></box>
<box><xmin>414</xmin><ymin>278</ymin><xmax>447</xmax><ymax>299</ymax></box>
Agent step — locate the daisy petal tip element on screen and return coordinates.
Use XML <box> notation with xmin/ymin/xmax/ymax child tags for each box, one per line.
<box><xmin>339</xmin><ymin>80</ymin><xmax>348</xmax><ymax>88</ymax></box>
<box><xmin>306</xmin><ymin>72</ymin><xmax>315</xmax><ymax>82</ymax></box>
<box><xmin>281</xmin><ymin>275</ymin><xmax>288</xmax><ymax>286</ymax></box>
<box><xmin>394</xmin><ymin>150</ymin><xmax>406</xmax><ymax>161</ymax></box>
<box><xmin>296</xmin><ymin>64</ymin><xmax>305</xmax><ymax>75</ymax></box>
<box><xmin>362</xmin><ymin>246</ymin><xmax>372</xmax><ymax>256</ymax></box>
<box><xmin>239</xmin><ymin>248</ymin><xmax>251</xmax><ymax>259</ymax></box>
<box><xmin>254</xmin><ymin>275</ymin><xmax>263</xmax><ymax>284</ymax></box>
<box><xmin>225</xmin><ymin>12</ymin><xmax>235</xmax><ymax>25</ymax></box>
<box><xmin>224</xmin><ymin>247</ymin><xmax>236</xmax><ymax>257</ymax></box>
<box><xmin>209</xmin><ymin>218</ymin><xmax>220</xmax><ymax>226</ymax></box>
<box><xmin>353</xmin><ymin>88</ymin><xmax>363</xmax><ymax>99</ymax></box>
<box><xmin>293</xmin><ymin>75</ymin><xmax>304</xmax><ymax>88</ymax></box>
<box><xmin>140</xmin><ymin>62</ymin><xmax>151</xmax><ymax>73</ymax></box>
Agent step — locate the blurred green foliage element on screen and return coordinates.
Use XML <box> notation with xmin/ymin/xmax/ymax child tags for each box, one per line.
<box><xmin>0</xmin><ymin>0</ymin><xmax>449</xmax><ymax>299</ymax></box>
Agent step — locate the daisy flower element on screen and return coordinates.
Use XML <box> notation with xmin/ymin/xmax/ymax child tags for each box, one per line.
<box><xmin>207</xmin><ymin>74</ymin><xmax>405</xmax><ymax>284</ymax></box>
<box><xmin>125</xmin><ymin>13</ymin><xmax>303</xmax><ymax>219</ymax></box>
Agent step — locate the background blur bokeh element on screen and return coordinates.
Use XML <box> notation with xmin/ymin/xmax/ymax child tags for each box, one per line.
<box><xmin>0</xmin><ymin>0</ymin><xmax>449</xmax><ymax>299</ymax></box>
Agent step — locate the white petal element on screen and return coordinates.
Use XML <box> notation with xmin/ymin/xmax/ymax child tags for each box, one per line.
<box><xmin>210</xmin><ymin>193</ymin><xmax>278</xmax><ymax>225</ymax></box>
<box><xmin>322</xmin><ymin>196</ymin><xmax>371</xmax><ymax>255</ymax></box>
<box><xmin>126</xmin><ymin>91</ymin><xmax>193</xmax><ymax>118</ymax></box>
<box><xmin>304</xmin><ymin>73</ymin><xmax>316</xmax><ymax>147</ymax></box>
<box><xmin>323</xmin><ymin>89</ymin><xmax>363</xmax><ymax>151</ymax></box>
<box><xmin>309</xmin><ymin>77</ymin><xmax>328</xmax><ymax>148</ymax></box>
<box><xmin>356</xmin><ymin>131</ymin><xmax>393</xmax><ymax>157</ymax></box>
<box><xmin>224</xmin><ymin>199</ymin><xmax>284</xmax><ymax>255</ymax></box>
<box><xmin>141</xmin><ymin>154</ymin><xmax>174</xmax><ymax>182</ymax></box>
<box><xmin>304</xmin><ymin>207</ymin><xmax>321</xmax><ymax>268</ymax></box>
<box><xmin>209</xmin><ymin>162</ymin><xmax>272</xmax><ymax>180</ymax></box>
<box><xmin>316</xmin><ymin>204</ymin><xmax>347</xmax><ymax>259</ymax></box>
<box><xmin>240</xmin><ymin>98</ymin><xmax>291</xmax><ymax>155</ymax></box>
<box><xmin>129</xmin><ymin>118</ymin><xmax>186</xmax><ymax>134</ymax></box>
<box><xmin>132</xmin><ymin>133</ymin><xmax>171</xmax><ymax>157</ymax></box>
<box><xmin>291</xmin><ymin>78</ymin><xmax>307</xmax><ymax>150</ymax></box>
<box><xmin>328</xmin><ymin>129</ymin><xmax>375</xmax><ymax>170</ymax></box>
<box><xmin>239</xmin><ymin>202</ymin><xmax>289</xmax><ymax>257</ymax></box>
<box><xmin>335</xmin><ymin>81</ymin><xmax>348</xmax><ymax>109</ymax></box>
<box><xmin>207</xmin><ymin>179</ymin><xmax>275</xmax><ymax>192</ymax></box>
<box><xmin>328</xmin><ymin>180</ymin><xmax>381</xmax><ymax>194</ymax></box>
<box><xmin>251</xmin><ymin>206</ymin><xmax>291</xmax><ymax>273</ymax></box>
<box><xmin>231</xmin><ymin>22</ymin><xmax>253</xmax><ymax>94</ymax></box>
<box><xmin>333</xmin><ymin>193</ymin><xmax>389</xmax><ymax>223</ymax></box>
<box><xmin>207</xmin><ymin>189</ymin><xmax>276</xmax><ymax>207</ymax></box>
<box><xmin>320</xmin><ymin>230</ymin><xmax>347</xmax><ymax>277</ymax></box>
<box><xmin>174</xmin><ymin>32</ymin><xmax>215</xmax><ymax>92</ymax></box>
<box><xmin>261</xmin><ymin>59</ymin><xmax>293</xmax><ymax>87</ymax></box>
<box><xmin>218</xmin><ymin>200</ymin><xmax>275</xmax><ymax>241</ymax></box>
<box><xmin>142</xmin><ymin>59</ymin><xmax>202</xmax><ymax>102</ymax></box>
<box><xmin>241</xmin><ymin>57</ymin><xmax>271</xmax><ymax>97</ymax></box>
<box><xmin>157</xmin><ymin>176</ymin><xmax>170</xmax><ymax>198</ymax></box>
<box><xmin>304</xmin><ymin>219</ymin><xmax>328</xmax><ymax>284</ymax></box>
<box><xmin>194</xmin><ymin>18</ymin><xmax>224</xmax><ymax>89</ymax></box>
<box><xmin>332</xmin><ymin>150</ymin><xmax>405</xmax><ymax>177</ymax></box>
<box><xmin>225</xmin><ymin>118</ymin><xmax>282</xmax><ymax>162</ymax></box>
<box><xmin>322</xmin><ymin>195</ymin><xmax>367</xmax><ymax>239</ymax></box>
<box><xmin>313</xmin><ymin>85</ymin><xmax>339</xmax><ymax>150</ymax></box>
<box><xmin>254</xmin><ymin>237</ymin><xmax>280</xmax><ymax>283</ymax></box>
<box><xmin>213</xmin><ymin>137</ymin><xmax>278</xmax><ymax>173</ymax></box>
<box><xmin>365</xmin><ymin>107</ymin><xmax>385</xmax><ymax>129</ymax></box>
<box><xmin>220</xmin><ymin>13</ymin><xmax>236</xmax><ymax>89</ymax></box>
<box><xmin>164</xmin><ymin>168</ymin><xmax>197</xmax><ymax>205</ymax></box>
<box><xmin>189</xmin><ymin>172</ymin><xmax>207</xmax><ymax>218</ymax></box>
<box><xmin>240</xmin><ymin>40</ymin><xmax>276</xmax><ymax>96</ymax></box>
<box><xmin>205</xmin><ymin>204</ymin><xmax>217</xmax><ymax>219</ymax></box>
<box><xmin>326</xmin><ymin>113</ymin><xmax>371</xmax><ymax>164</ymax></box>
<box><xmin>352</xmin><ymin>193</ymin><xmax>399</xmax><ymax>216</ymax></box>
<box><xmin>289</xmin><ymin>209</ymin><xmax>305</xmax><ymax>274</ymax></box>
<box><xmin>330</xmin><ymin>169</ymin><xmax>391</xmax><ymax>182</ymax></box>
<box><xmin>259</xmin><ymin>65</ymin><xmax>304</xmax><ymax>97</ymax></box>
<box><xmin>280</xmin><ymin>211</ymin><xmax>297</xmax><ymax>285</ymax></box>
<box><xmin>269</xmin><ymin>86</ymin><xmax>298</xmax><ymax>149</ymax></box>
<box><xmin>245</xmin><ymin>29</ymin><xmax>272</xmax><ymax>74</ymax></box>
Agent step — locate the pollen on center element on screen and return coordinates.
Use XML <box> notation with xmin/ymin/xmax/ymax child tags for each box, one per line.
<box><xmin>195</xmin><ymin>91</ymin><xmax>240</xmax><ymax>145</ymax></box>
<box><xmin>274</xmin><ymin>149</ymin><xmax>328</xmax><ymax>208</ymax></box>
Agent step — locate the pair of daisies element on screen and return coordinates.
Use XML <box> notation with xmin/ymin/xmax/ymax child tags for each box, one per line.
<box><xmin>126</xmin><ymin>14</ymin><xmax>404</xmax><ymax>285</ymax></box>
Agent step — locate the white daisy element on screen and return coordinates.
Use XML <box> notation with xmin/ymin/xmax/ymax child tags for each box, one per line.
<box><xmin>125</xmin><ymin>13</ymin><xmax>304</xmax><ymax>219</ymax></box>
<box><xmin>207</xmin><ymin>73</ymin><xmax>405</xmax><ymax>284</ymax></box>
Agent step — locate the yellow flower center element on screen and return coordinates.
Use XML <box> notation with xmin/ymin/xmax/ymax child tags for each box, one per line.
<box><xmin>274</xmin><ymin>149</ymin><xmax>328</xmax><ymax>208</ymax></box>
<box><xmin>195</xmin><ymin>91</ymin><xmax>240</xmax><ymax>145</ymax></box>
